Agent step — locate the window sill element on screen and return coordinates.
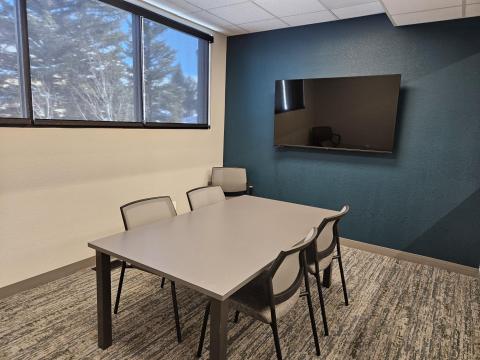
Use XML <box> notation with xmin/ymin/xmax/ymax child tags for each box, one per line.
<box><xmin>0</xmin><ymin>119</ymin><xmax>210</xmax><ymax>129</ymax></box>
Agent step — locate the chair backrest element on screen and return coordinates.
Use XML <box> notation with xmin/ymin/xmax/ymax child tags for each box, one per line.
<box><xmin>312</xmin><ymin>126</ymin><xmax>333</xmax><ymax>143</ymax></box>
<box><xmin>211</xmin><ymin>167</ymin><xmax>247</xmax><ymax>194</ymax></box>
<box><xmin>186</xmin><ymin>186</ymin><xmax>226</xmax><ymax>211</ymax></box>
<box><xmin>120</xmin><ymin>196</ymin><xmax>177</xmax><ymax>231</ymax></box>
<box><xmin>313</xmin><ymin>205</ymin><xmax>349</xmax><ymax>259</ymax></box>
<box><xmin>267</xmin><ymin>227</ymin><xmax>318</xmax><ymax>303</ymax></box>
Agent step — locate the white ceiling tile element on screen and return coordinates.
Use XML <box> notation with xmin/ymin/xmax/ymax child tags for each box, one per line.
<box><xmin>282</xmin><ymin>10</ymin><xmax>337</xmax><ymax>26</ymax></box>
<box><xmin>320</xmin><ymin>0</ymin><xmax>378</xmax><ymax>9</ymax></box>
<box><xmin>142</xmin><ymin>0</ymin><xmax>471</xmax><ymax>35</ymax></box>
<box><xmin>227</xmin><ymin>27</ymin><xmax>249</xmax><ymax>35</ymax></box>
<box><xmin>253</xmin><ymin>0</ymin><xmax>326</xmax><ymax>17</ymax></box>
<box><xmin>218</xmin><ymin>24</ymin><xmax>248</xmax><ymax>35</ymax></box>
<box><xmin>209</xmin><ymin>2</ymin><xmax>274</xmax><ymax>24</ymax></box>
<box><xmin>332</xmin><ymin>2</ymin><xmax>385</xmax><ymax>19</ymax></box>
<box><xmin>239</xmin><ymin>18</ymin><xmax>287</xmax><ymax>32</ymax></box>
<box><xmin>465</xmin><ymin>4</ymin><xmax>480</xmax><ymax>17</ymax></box>
<box><xmin>159</xmin><ymin>0</ymin><xmax>202</xmax><ymax>13</ymax></box>
<box><xmin>192</xmin><ymin>10</ymin><xmax>235</xmax><ymax>26</ymax></box>
<box><xmin>380</xmin><ymin>0</ymin><xmax>461</xmax><ymax>15</ymax></box>
<box><xmin>186</xmin><ymin>0</ymin><xmax>246</xmax><ymax>10</ymax></box>
<box><xmin>190</xmin><ymin>10</ymin><xmax>248</xmax><ymax>33</ymax></box>
<box><xmin>393</xmin><ymin>6</ymin><xmax>462</xmax><ymax>26</ymax></box>
<box><xmin>140</xmin><ymin>0</ymin><xmax>195</xmax><ymax>15</ymax></box>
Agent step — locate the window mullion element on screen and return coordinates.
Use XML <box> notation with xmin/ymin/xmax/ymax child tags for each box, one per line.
<box><xmin>132</xmin><ymin>14</ymin><xmax>144</xmax><ymax>124</ymax></box>
<box><xmin>15</xmin><ymin>0</ymin><xmax>33</xmax><ymax>123</ymax></box>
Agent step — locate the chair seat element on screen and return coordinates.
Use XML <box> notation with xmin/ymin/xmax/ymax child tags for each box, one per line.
<box><xmin>229</xmin><ymin>277</ymin><xmax>300</xmax><ymax>324</ymax></box>
<box><xmin>307</xmin><ymin>252</ymin><xmax>334</xmax><ymax>274</ymax></box>
<box><xmin>224</xmin><ymin>191</ymin><xmax>248</xmax><ymax>199</ymax></box>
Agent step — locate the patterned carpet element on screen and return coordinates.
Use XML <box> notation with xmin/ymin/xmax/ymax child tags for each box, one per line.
<box><xmin>0</xmin><ymin>247</ymin><xmax>478</xmax><ymax>360</ymax></box>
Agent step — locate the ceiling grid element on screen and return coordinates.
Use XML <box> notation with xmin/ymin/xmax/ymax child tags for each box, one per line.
<box><xmin>138</xmin><ymin>0</ymin><xmax>479</xmax><ymax>35</ymax></box>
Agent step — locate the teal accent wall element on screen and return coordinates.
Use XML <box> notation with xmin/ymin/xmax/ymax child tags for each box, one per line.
<box><xmin>223</xmin><ymin>15</ymin><xmax>480</xmax><ymax>267</ymax></box>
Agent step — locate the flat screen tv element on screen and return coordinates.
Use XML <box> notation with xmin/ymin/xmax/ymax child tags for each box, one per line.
<box><xmin>274</xmin><ymin>74</ymin><xmax>401</xmax><ymax>153</ymax></box>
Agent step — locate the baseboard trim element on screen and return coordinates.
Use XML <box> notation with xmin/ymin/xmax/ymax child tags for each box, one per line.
<box><xmin>341</xmin><ymin>238</ymin><xmax>478</xmax><ymax>278</ymax></box>
<box><xmin>0</xmin><ymin>256</ymin><xmax>96</xmax><ymax>300</ymax></box>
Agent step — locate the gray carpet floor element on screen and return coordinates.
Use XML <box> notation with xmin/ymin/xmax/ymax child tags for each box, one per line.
<box><xmin>1</xmin><ymin>247</ymin><xmax>479</xmax><ymax>360</ymax></box>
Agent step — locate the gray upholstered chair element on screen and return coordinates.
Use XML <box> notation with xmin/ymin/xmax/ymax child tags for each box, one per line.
<box><xmin>115</xmin><ymin>196</ymin><xmax>182</xmax><ymax>343</ymax></box>
<box><xmin>186</xmin><ymin>185</ymin><xmax>226</xmax><ymax>210</ymax></box>
<box><xmin>196</xmin><ymin>228</ymin><xmax>321</xmax><ymax>360</ymax></box>
<box><xmin>306</xmin><ymin>205</ymin><xmax>350</xmax><ymax>337</ymax></box>
<box><xmin>211</xmin><ymin>167</ymin><xmax>253</xmax><ymax>196</ymax></box>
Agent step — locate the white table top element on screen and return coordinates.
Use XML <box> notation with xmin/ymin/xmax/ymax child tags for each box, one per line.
<box><xmin>88</xmin><ymin>196</ymin><xmax>337</xmax><ymax>300</ymax></box>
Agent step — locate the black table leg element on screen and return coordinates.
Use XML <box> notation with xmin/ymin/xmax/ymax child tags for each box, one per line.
<box><xmin>96</xmin><ymin>251</ymin><xmax>112</xmax><ymax>349</ymax></box>
<box><xmin>209</xmin><ymin>298</ymin><xmax>229</xmax><ymax>360</ymax></box>
<box><xmin>323</xmin><ymin>264</ymin><xmax>332</xmax><ymax>288</ymax></box>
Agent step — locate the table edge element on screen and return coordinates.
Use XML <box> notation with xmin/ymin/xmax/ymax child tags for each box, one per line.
<box><xmin>88</xmin><ymin>243</ymin><xmax>268</xmax><ymax>301</ymax></box>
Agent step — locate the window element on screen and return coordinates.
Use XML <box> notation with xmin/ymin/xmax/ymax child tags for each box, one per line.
<box><xmin>143</xmin><ymin>19</ymin><xmax>208</xmax><ymax>125</ymax></box>
<box><xmin>0</xmin><ymin>0</ymin><xmax>213</xmax><ymax>128</ymax></box>
<box><xmin>0</xmin><ymin>0</ymin><xmax>23</xmax><ymax>118</ymax></box>
<box><xmin>27</xmin><ymin>0</ymin><xmax>135</xmax><ymax>122</ymax></box>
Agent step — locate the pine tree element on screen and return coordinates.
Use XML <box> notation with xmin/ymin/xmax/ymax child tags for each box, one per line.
<box><xmin>2</xmin><ymin>0</ymin><xmax>194</xmax><ymax>122</ymax></box>
<box><xmin>143</xmin><ymin>20</ymin><xmax>178</xmax><ymax>122</ymax></box>
<box><xmin>0</xmin><ymin>0</ymin><xmax>21</xmax><ymax>117</ymax></box>
<box><xmin>183</xmin><ymin>75</ymin><xmax>198</xmax><ymax>120</ymax></box>
<box><xmin>27</xmin><ymin>0</ymin><xmax>135</xmax><ymax>120</ymax></box>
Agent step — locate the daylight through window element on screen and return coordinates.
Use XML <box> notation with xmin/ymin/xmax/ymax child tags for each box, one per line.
<box><xmin>0</xmin><ymin>0</ymin><xmax>212</xmax><ymax>127</ymax></box>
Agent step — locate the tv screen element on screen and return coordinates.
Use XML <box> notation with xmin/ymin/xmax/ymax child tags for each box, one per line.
<box><xmin>274</xmin><ymin>74</ymin><xmax>401</xmax><ymax>153</ymax></box>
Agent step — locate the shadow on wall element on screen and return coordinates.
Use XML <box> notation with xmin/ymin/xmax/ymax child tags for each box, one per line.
<box><xmin>395</xmin><ymin>23</ymin><xmax>480</xmax><ymax>83</ymax></box>
<box><xmin>404</xmin><ymin>187</ymin><xmax>480</xmax><ymax>267</ymax></box>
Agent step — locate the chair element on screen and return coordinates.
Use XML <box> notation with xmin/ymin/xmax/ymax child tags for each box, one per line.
<box><xmin>306</xmin><ymin>205</ymin><xmax>350</xmax><ymax>337</ymax></box>
<box><xmin>186</xmin><ymin>185</ymin><xmax>226</xmax><ymax>211</ymax></box>
<box><xmin>211</xmin><ymin>167</ymin><xmax>253</xmax><ymax>196</ymax></box>
<box><xmin>196</xmin><ymin>229</ymin><xmax>321</xmax><ymax>360</ymax></box>
<box><xmin>114</xmin><ymin>196</ymin><xmax>182</xmax><ymax>343</ymax></box>
<box><xmin>311</xmin><ymin>126</ymin><xmax>341</xmax><ymax>147</ymax></box>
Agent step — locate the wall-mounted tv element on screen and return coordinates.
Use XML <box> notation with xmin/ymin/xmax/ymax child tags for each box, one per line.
<box><xmin>274</xmin><ymin>74</ymin><xmax>401</xmax><ymax>153</ymax></box>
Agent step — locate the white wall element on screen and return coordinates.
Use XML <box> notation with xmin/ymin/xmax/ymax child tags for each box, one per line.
<box><xmin>0</xmin><ymin>33</ymin><xmax>227</xmax><ymax>288</ymax></box>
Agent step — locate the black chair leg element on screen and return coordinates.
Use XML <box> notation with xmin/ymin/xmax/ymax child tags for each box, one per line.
<box><xmin>336</xmin><ymin>245</ymin><xmax>349</xmax><ymax>306</ymax></box>
<box><xmin>322</xmin><ymin>265</ymin><xmax>332</xmax><ymax>288</ymax></box>
<box><xmin>114</xmin><ymin>261</ymin><xmax>127</xmax><ymax>314</ymax></box>
<box><xmin>161</xmin><ymin>277</ymin><xmax>166</xmax><ymax>288</ymax></box>
<box><xmin>270</xmin><ymin>317</ymin><xmax>282</xmax><ymax>360</ymax></box>
<box><xmin>197</xmin><ymin>303</ymin><xmax>210</xmax><ymax>357</ymax></box>
<box><xmin>170</xmin><ymin>281</ymin><xmax>182</xmax><ymax>343</ymax></box>
<box><xmin>234</xmin><ymin>310</ymin><xmax>240</xmax><ymax>323</ymax></box>
<box><xmin>314</xmin><ymin>272</ymin><xmax>329</xmax><ymax>336</ymax></box>
<box><xmin>304</xmin><ymin>277</ymin><xmax>321</xmax><ymax>356</ymax></box>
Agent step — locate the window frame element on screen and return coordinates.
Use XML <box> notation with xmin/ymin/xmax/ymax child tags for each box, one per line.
<box><xmin>0</xmin><ymin>0</ymin><xmax>212</xmax><ymax>129</ymax></box>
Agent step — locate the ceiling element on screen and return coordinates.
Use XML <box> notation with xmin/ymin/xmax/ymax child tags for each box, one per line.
<box><xmin>382</xmin><ymin>0</ymin><xmax>480</xmax><ymax>26</ymax></box>
<box><xmin>138</xmin><ymin>0</ymin><xmax>480</xmax><ymax>35</ymax></box>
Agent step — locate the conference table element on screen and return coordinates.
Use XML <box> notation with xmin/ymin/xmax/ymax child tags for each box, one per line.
<box><xmin>88</xmin><ymin>195</ymin><xmax>337</xmax><ymax>359</ymax></box>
